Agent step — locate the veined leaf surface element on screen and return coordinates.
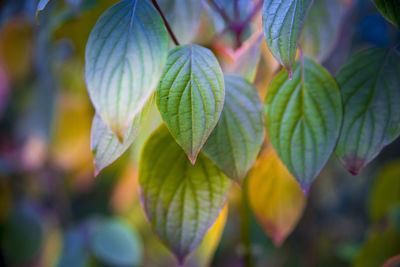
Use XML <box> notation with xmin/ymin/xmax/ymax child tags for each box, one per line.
<box><xmin>85</xmin><ymin>0</ymin><xmax>168</xmax><ymax>140</ymax></box>
<box><xmin>373</xmin><ymin>0</ymin><xmax>400</xmax><ymax>28</ymax></box>
<box><xmin>91</xmin><ymin>96</ymin><xmax>154</xmax><ymax>175</ymax></box>
<box><xmin>139</xmin><ymin>125</ymin><xmax>231</xmax><ymax>262</ymax></box>
<box><xmin>264</xmin><ymin>57</ymin><xmax>342</xmax><ymax>190</ymax></box>
<box><xmin>247</xmin><ymin>146</ymin><xmax>306</xmax><ymax>246</ymax></box>
<box><xmin>262</xmin><ymin>0</ymin><xmax>313</xmax><ymax>76</ymax></box>
<box><xmin>157</xmin><ymin>44</ymin><xmax>225</xmax><ymax>164</ymax></box>
<box><xmin>158</xmin><ymin>0</ymin><xmax>203</xmax><ymax>44</ymax></box>
<box><xmin>203</xmin><ymin>74</ymin><xmax>264</xmax><ymax>183</ymax></box>
<box><xmin>336</xmin><ymin>47</ymin><xmax>400</xmax><ymax>175</ymax></box>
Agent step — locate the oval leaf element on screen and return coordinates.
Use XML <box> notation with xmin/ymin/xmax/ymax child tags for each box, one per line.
<box><xmin>203</xmin><ymin>74</ymin><xmax>264</xmax><ymax>183</ymax></box>
<box><xmin>91</xmin><ymin>97</ymin><xmax>153</xmax><ymax>175</ymax></box>
<box><xmin>373</xmin><ymin>0</ymin><xmax>400</xmax><ymax>28</ymax></box>
<box><xmin>139</xmin><ymin>125</ymin><xmax>231</xmax><ymax>262</ymax></box>
<box><xmin>300</xmin><ymin>0</ymin><xmax>344</xmax><ymax>62</ymax></box>
<box><xmin>335</xmin><ymin>47</ymin><xmax>400</xmax><ymax>175</ymax></box>
<box><xmin>262</xmin><ymin>0</ymin><xmax>313</xmax><ymax>76</ymax></box>
<box><xmin>85</xmin><ymin>0</ymin><xmax>168</xmax><ymax>140</ymax></box>
<box><xmin>264</xmin><ymin>57</ymin><xmax>343</xmax><ymax>190</ymax></box>
<box><xmin>156</xmin><ymin>44</ymin><xmax>225</xmax><ymax>163</ymax></box>
<box><xmin>88</xmin><ymin>218</ymin><xmax>142</xmax><ymax>266</ymax></box>
<box><xmin>247</xmin><ymin>146</ymin><xmax>306</xmax><ymax>246</ymax></box>
<box><xmin>158</xmin><ymin>0</ymin><xmax>203</xmax><ymax>44</ymax></box>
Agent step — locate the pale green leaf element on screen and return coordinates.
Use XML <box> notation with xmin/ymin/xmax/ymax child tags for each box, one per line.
<box><xmin>264</xmin><ymin>57</ymin><xmax>342</xmax><ymax>191</ymax></box>
<box><xmin>139</xmin><ymin>125</ymin><xmax>231</xmax><ymax>262</ymax></box>
<box><xmin>91</xmin><ymin>96</ymin><xmax>154</xmax><ymax>175</ymax></box>
<box><xmin>158</xmin><ymin>0</ymin><xmax>203</xmax><ymax>44</ymax></box>
<box><xmin>85</xmin><ymin>0</ymin><xmax>168</xmax><ymax>140</ymax></box>
<box><xmin>203</xmin><ymin>74</ymin><xmax>264</xmax><ymax>183</ymax></box>
<box><xmin>156</xmin><ymin>44</ymin><xmax>225</xmax><ymax>163</ymax></box>
<box><xmin>300</xmin><ymin>0</ymin><xmax>344</xmax><ymax>62</ymax></box>
<box><xmin>262</xmin><ymin>0</ymin><xmax>313</xmax><ymax>76</ymax></box>
<box><xmin>88</xmin><ymin>218</ymin><xmax>142</xmax><ymax>266</ymax></box>
<box><xmin>373</xmin><ymin>0</ymin><xmax>400</xmax><ymax>28</ymax></box>
<box><xmin>335</xmin><ymin>47</ymin><xmax>400</xmax><ymax>175</ymax></box>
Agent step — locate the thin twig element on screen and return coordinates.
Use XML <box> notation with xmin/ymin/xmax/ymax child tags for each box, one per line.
<box><xmin>151</xmin><ymin>0</ymin><xmax>180</xmax><ymax>46</ymax></box>
<box><xmin>242</xmin><ymin>0</ymin><xmax>263</xmax><ymax>27</ymax></box>
<box><xmin>207</xmin><ymin>0</ymin><xmax>231</xmax><ymax>25</ymax></box>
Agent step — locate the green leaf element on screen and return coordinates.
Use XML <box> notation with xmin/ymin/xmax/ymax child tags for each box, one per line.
<box><xmin>158</xmin><ymin>0</ymin><xmax>203</xmax><ymax>44</ymax></box>
<box><xmin>156</xmin><ymin>44</ymin><xmax>225</xmax><ymax>164</ymax></box>
<box><xmin>91</xmin><ymin>96</ymin><xmax>153</xmax><ymax>175</ymax></box>
<box><xmin>262</xmin><ymin>0</ymin><xmax>313</xmax><ymax>76</ymax></box>
<box><xmin>335</xmin><ymin>47</ymin><xmax>400</xmax><ymax>175</ymax></box>
<box><xmin>373</xmin><ymin>0</ymin><xmax>400</xmax><ymax>28</ymax></box>
<box><xmin>85</xmin><ymin>0</ymin><xmax>168</xmax><ymax>140</ymax></box>
<box><xmin>88</xmin><ymin>218</ymin><xmax>142</xmax><ymax>266</ymax></box>
<box><xmin>139</xmin><ymin>125</ymin><xmax>231</xmax><ymax>262</ymax></box>
<box><xmin>203</xmin><ymin>74</ymin><xmax>264</xmax><ymax>183</ymax></box>
<box><xmin>264</xmin><ymin>57</ymin><xmax>342</xmax><ymax>191</ymax></box>
<box><xmin>300</xmin><ymin>0</ymin><xmax>343</xmax><ymax>62</ymax></box>
<box><xmin>369</xmin><ymin>160</ymin><xmax>400</xmax><ymax>222</ymax></box>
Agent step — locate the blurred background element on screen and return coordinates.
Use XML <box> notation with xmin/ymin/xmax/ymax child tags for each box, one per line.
<box><xmin>0</xmin><ymin>0</ymin><xmax>399</xmax><ymax>266</ymax></box>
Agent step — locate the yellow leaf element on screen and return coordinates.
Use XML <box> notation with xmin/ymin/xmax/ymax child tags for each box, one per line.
<box><xmin>247</xmin><ymin>146</ymin><xmax>306</xmax><ymax>246</ymax></box>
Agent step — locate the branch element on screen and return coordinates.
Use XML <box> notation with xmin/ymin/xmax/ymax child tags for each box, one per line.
<box><xmin>151</xmin><ymin>0</ymin><xmax>180</xmax><ymax>46</ymax></box>
<box><xmin>242</xmin><ymin>0</ymin><xmax>263</xmax><ymax>27</ymax></box>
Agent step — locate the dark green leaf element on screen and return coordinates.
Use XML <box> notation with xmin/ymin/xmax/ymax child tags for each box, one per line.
<box><xmin>156</xmin><ymin>44</ymin><xmax>225</xmax><ymax>164</ymax></box>
<box><xmin>139</xmin><ymin>125</ymin><xmax>231</xmax><ymax>262</ymax></box>
<box><xmin>262</xmin><ymin>0</ymin><xmax>313</xmax><ymax>76</ymax></box>
<box><xmin>336</xmin><ymin>47</ymin><xmax>400</xmax><ymax>175</ymax></box>
<box><xmin>85</xmin><ymin>0</ymin><xmax>168</xmax><ymax>140</ymax></box>
<box><xmin>300</xmin><ymin>0</ymin><xmax>344</xmax><ymax>62</ymax></box>
<box><xmin>373</xmin><ymin>0</ymin><xmax>400</xmax><ymax>28</ymax></box>
<box><xmin>203</xmin><ymin>74</ymin><xmax>264</xmax><ymax>183</ymax></box>
<box><xmin>264</xmin><ymin>57</ymin><xmax>342</xmax><ymax>191</ymax></box>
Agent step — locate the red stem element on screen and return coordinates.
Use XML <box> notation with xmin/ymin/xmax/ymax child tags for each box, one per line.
<box><xmin>151</xmin><ymin>0</ymin><xmax>180</xmax><ymax>46</ymax></box>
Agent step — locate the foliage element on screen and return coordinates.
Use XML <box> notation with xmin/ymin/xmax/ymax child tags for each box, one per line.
<box><xmin>0</xmin><ymin>0</ymin><xmax>400</xmax><ymax>266</ymax></box>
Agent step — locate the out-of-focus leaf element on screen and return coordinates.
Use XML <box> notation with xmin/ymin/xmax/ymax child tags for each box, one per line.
<box><xmin>382</xmin><ymin>254</ymin><xmax>400</xmax><ymax>267</ymax></box>
<box><xmin>57</xmin><ymin>227</ymin><xmax>88</xmax><ymax>267</ymax></box>
<box><xmin>373</xmin><ymin>0</ymin><xmax>400</xmax><ymax>28</ymax></box>
<box><xmin>0</xmin><ymin>61</ymin><xmax>9</xmax><ymax>118</ymax></box>
<box><xmin>139</xmin><ymin>125</ymin><xmax>231</xmax><ymax>262</ymax></box>
<box><xmin>184</xmin><ymin>205</ymin><xmax>228</xmax><ymax>267</ymax></box>
<box><xmin>389</xmin><ymin>205</ymin><xmax>400</xmax><ymax>234</ymax></box>
<box><xmin>262</xmin><ymin>0</ymin><xmax>313</xmax><ymax>76</ymax></box>
<box><xmin>85</xmin><ymin>0</ymin><xmax>168</xmax><ymax>140</ymax></box>
<box><xmin>88</xmin><ymin>218</ymin><xmax>142</xmax><ymax>266</ymax></box>
<box><xmin>0</xmin><ymin>18</ymin><xmax>33</xmax><ymax>82</ymax></box>
<box><xmin>218</xmin><ymin>31</ymin><xmax>263</xmax><ymax>83</ymax></box>
<box><xmin>336</xmin><ymin>47</ymin><xmax>400</xmax><ymax>175</ymax></box>
<box><xmin>91</xmin><ymin>96</ymin><xmax>153</xmax><ymax>175</ymax></box>
<box><xmin>353</xmin><ymin>229</ymin><xmax>400</xmax><ymax>267</ymax></box>
<box><xmin>247</xmin><ymin>146</ymin><xmax>306</xmax><ymax>246</ymax></box>
<box><xmin>1</xmin><ymin>204</ymin><xmax>43</xmax><ymax>265</ymax></box>
<box><xmin>370</xmin><ymin>160</ymin><xmax>400</xmax><ymax>222</ymax></box>
<box><xmin>264</xmin><ymin>58</ymin><xmax>342</xmax><ymax>191</ymax></box>
<box><xmin>156</xmin><ymin>44</ymin><xmax>225</xmax><ymax>164</ymax></box>
<box><xmin>36</xmin><ymin>0</ymin><xmax>51</xmax><ymax>21</ymax></box>
<box><xmin>203</xmin><ymin>74</ymin><xmax>264</xmax><ymax>183</ymax></box>
<box><xmin>158</xmin><ymin>0</ymin><xmax>203</xmax><ymax>44</ymax></box>
<box><xmin>300</xmin><ymin>0</ymin><xmax>344</xmax><ymax>62</ymax></box>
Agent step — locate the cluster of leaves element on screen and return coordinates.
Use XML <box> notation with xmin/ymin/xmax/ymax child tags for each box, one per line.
<box><xmin>35</xmin><ymin>0</ymin><xmax>400</xmax><ymax>265</ymax></box>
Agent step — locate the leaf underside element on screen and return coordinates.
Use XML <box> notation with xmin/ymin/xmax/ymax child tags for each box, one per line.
<box><xmin>262</xmin><ymin>0</ymin><xmax>313</xmax><ymax>76</ymax></box>
<box><xmin>156</xmin><ymin>44</ymin><xmax>225</xmax><ymax>164</ymax></box>
<box><xmin>139</xmin><ymin>125</ymin><xmax>231</xmax><ymax>262</ymax></box>
<box><xmin>85</xmin><ymin>0</ymin><xmax>168</xmax><ymax>139</ymax></box>
<box><xmin>335</xmin><ymin>47</ymin><xmax>400</xmax><ymax>174</ymax></box>
<box><xmin>264</xmin><ymin>57</ymin><xmax>342</xmax><ymax>190</ymax></box>
<box><xmin>203</xmin><ymin>74</ymin><xmax>264</xmax><ymax>183</ymax></box>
